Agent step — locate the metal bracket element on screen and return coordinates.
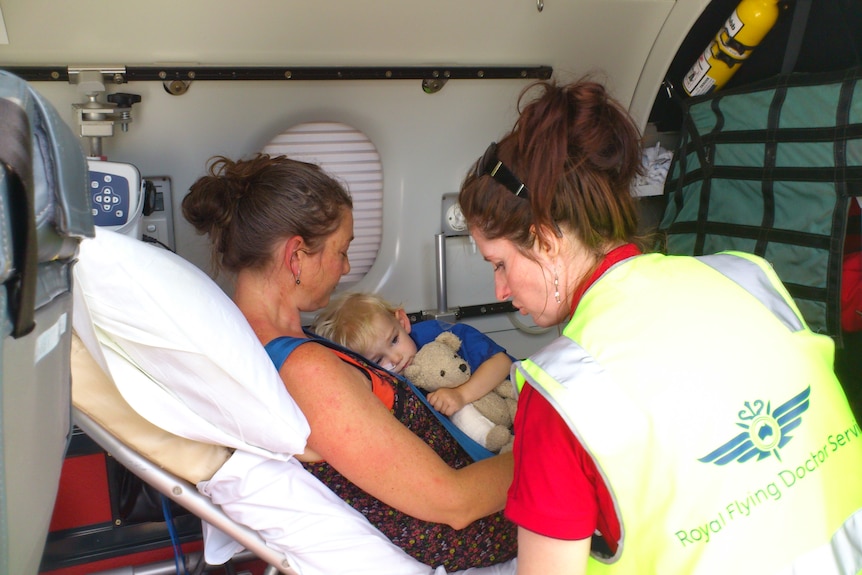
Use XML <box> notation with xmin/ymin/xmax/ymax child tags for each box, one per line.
<box><xmin>163</xmin><ymin>79</ymin><xmax>192</xmax><ymax>95</ymax></box>
<box><xmin>68</xmin><ymin>67</ymin><xmax>141</xmax><ymax>156</ymax></box>
<box><xmin>422</xmin><ymin>72</ymin><xmax>449</xmax><ymax>94</ymax></box>
<box><xmin>68</xmin><ymin>66</ymin><xmax>127</xmax><ymax>86</ymax></box>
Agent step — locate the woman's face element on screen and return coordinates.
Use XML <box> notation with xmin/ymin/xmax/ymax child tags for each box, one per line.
<box><xmin>302</xmin><ymin>210</ymin><xmax>354</xmax><ymax>310</ymax></box>
<box><xmin>471</xmin><ymin>229</ymin><xmax>566</xmax><ymax>328</ymax></box>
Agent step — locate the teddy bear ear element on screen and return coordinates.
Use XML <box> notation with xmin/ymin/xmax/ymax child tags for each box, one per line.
<box><xmin>436</xmin><ymin>331</ymin><xmax>462</xmax><ymax>351</ymax></box>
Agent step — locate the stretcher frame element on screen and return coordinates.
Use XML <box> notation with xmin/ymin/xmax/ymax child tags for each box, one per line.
<box><xmin>71</xmin><ymin>407</ymin><xmax>299</xmax><ymax>575</ymax></box>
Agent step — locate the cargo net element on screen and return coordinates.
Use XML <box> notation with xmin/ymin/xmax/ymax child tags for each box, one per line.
<box><xmin>660</xmin><ymin>67</ymin><xmax>862</xmax><ymax>339</ymax></box>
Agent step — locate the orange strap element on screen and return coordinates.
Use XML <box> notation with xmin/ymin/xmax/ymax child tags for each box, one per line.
<box><xmin>330</xmin><ymin>348</ymin><xmax>396</xmax><ymax>409</ymax></box>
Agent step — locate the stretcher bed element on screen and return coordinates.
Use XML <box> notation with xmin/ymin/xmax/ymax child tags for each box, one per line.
<box><xmin>70</xmin><ymin>228</ymin><xmax>515</xmax><ymax>575</ymax></box>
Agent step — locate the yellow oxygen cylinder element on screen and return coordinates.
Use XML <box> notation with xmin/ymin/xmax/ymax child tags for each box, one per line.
<box><xmin>683</xmin><ymin>0</ymin><xmax>781</xmax><ymax>97</ymax></box>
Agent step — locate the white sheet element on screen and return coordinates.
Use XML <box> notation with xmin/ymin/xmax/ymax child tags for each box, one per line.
<box><xmin>199</xmin><ymin>451</ymin><xmax>516</xmax><ymax>575</ymax></box>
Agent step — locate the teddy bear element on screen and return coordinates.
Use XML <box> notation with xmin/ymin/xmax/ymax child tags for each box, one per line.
<box><xmin>404</xmin><ymin>331</ymin><xmax>517</xmax><ymax>453</ymax></box>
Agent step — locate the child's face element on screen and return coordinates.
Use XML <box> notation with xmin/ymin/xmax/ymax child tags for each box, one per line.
<box><xmin>361</xmin><ymin>310</ymin><xmax>417</xmax><ymax>374</ymax></box>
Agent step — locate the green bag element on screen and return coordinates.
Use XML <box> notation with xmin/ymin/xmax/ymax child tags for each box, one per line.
<box><xmin>660</xmin><ymin>67</ymin><xmax>862</xmax><ymax>338</ymax></box>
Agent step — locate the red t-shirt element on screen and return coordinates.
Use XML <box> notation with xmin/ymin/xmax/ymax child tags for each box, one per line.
<box><xmin>842</xmin><ymin>199</ymin><xmax>862</xmax><ymax>332</ymax></box>
<box><xmin>505</xmin><ymin>243</ymin><xmax>640</xmax><ymax>552</ymax></box>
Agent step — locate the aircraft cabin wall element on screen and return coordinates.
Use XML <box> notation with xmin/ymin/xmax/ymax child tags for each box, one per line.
<box><xmin>0</xmin><ymin>0</ymin><xmax>710</xmax><ymax>358</ymax></box>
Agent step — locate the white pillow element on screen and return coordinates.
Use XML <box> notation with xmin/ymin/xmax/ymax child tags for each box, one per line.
<box><xmin>72</xmin><ymin>228</ymin><xmax>309</xmax><ymax>458</ymax></box>
<box><xmin>70</xmin><ymin>333</ymin><xmax>232</xmax><ymax>484</ymax></box>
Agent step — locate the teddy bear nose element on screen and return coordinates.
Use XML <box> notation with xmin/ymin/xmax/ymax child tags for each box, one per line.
<box><xmin>440</xmin><ymin>369</ymin><xmax>446</xmax><ymax>377</ymax></box>
<box><xmin>459</xmin><ymin>363</ymin><xmax>467</xmax><ymax>372</ymax></box>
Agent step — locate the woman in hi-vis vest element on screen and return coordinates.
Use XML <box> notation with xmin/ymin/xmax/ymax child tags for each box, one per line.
<box><xmin>458</xmin><ymin>78</ymin><xmax>862</xmax><ymax>575</ymax></box>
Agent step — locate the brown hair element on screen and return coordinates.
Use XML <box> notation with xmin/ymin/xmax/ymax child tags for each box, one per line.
<box><xmin>459</xmin><ymin>79</ymin><xmax>644</xmax><ymax>259</ymax></box>
<box><xmin>182</xmin><ymin>154</ymin><xmax>353</xmax><ymax>275</ymax></box>
<box><xmin>311</xmin><ymin>292</ymin><xmax>401</xmax><ymax>354</ymax></box>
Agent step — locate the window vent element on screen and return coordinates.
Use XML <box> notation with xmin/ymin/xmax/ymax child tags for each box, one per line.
<box><xmin>263</xmin><ymin>121</ymin><xmax>383</xmax><ymax>285</ymax></box>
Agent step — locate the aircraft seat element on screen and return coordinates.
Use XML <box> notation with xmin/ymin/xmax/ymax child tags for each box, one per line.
<box><xmin>0</xmin><ymin>70</ymin><xmax>95</xmax><ymax>575</ymax></box>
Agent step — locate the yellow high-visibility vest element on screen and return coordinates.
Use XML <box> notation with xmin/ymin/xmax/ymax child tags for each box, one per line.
<box><xmin>515</xmin><ymin>251</ymin><xmax>862</xmax><ymax>574</ymax></box>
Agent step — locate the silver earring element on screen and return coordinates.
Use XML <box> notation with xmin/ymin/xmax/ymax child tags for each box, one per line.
<box><xmin>295</xmin><ymin>270</ymin><xmax>301</xmax><ymax>285</ymax></box>
<box><xmin>554</xmin><ymin>270</ymin><xmax>561</xmax><ymax>304</ymax></box>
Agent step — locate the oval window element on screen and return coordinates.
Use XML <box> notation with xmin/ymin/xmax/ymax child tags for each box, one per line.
<box><xmin>263</xmin><ymin>121</ymin><xmax>383</xmax><ymax>285</ymax></box>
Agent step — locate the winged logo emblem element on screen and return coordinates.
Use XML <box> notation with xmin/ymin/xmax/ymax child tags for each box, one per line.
<box><xmin>699</xmin><ymin>386</ymin><xmax>811</xmax><ymax>465</ymax></box>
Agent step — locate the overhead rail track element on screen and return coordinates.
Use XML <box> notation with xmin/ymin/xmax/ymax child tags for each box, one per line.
<box><xmin>3</xmin><ymin>65</ymin><xmax>554</xmax><ymax>94</ymax></box>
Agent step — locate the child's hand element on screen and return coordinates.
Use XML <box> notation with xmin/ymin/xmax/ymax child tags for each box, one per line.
<box><xmin>427</xmin><ymin>388</ymin><xmax>466</xmax><ymax>416</ymax></box>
